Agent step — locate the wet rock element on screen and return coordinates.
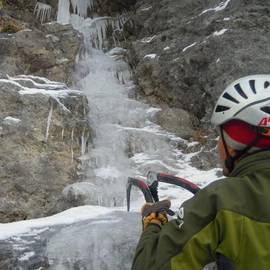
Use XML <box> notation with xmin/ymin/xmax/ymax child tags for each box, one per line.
<box><xmin>0</xmin><ymin>76</ymin><xmax>91</xmax><ymax>222</ymax></box>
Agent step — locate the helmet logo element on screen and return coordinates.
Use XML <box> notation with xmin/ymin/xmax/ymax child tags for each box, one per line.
<box><xmin>258</xmin><ymin>117</ymin><xmax>270</xmax><ymax>126</ymax></box>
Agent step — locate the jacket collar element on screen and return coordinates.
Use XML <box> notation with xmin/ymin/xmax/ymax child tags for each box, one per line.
<box><xmin>229</xmin><ymin>150</ymin><xmax>270</xmax><ymax>177</ymax></box>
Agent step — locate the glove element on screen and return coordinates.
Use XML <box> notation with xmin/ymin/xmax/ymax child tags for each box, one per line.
<box><xmin>141</xmin><ymin>200</ymin><xmax>170</xmax><ymax>230</ymax></box>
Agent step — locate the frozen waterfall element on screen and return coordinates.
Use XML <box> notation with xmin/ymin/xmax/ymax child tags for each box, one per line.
<box><xmin>60</xmin><ymin>1</ymin><xmax>219</xmax><ymax>212</ymax></box>
<box><xmin>0</xmin><ymin>3</ymin><xmax>220</xmax><ymax>270</ymax></box>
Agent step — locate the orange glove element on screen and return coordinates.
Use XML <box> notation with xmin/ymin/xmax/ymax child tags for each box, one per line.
<box><xmin>141</xmin><ymin>200</ymin><xmax>170</xmax><ymax>230</ymax></box>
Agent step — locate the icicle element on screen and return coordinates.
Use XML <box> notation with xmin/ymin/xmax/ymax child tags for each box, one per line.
<box><xmin>70</xmin><ymin>0</ymin><xmax>94</xmax><ymax>18</ymax></box>
<box><xmin>71</xmin><ymin>128</ymin><xmax>74</xmax><ymax>162</ymax></box>
<box><xmin>62</xmin><ymin>128</ymin><xmax>65</xmax><ymax>141</ymax></box>
<box><xmin>90</xmin><ymin>18</ymin><xmax>109</xmax><ymax>49</ymax></box>
<box><xmin>81</xmin><ymin>129</ymin><xmax>90</xmax><ymax>155</ymax></box>
<box><xmin>81</xmin><ymin>128</ymin><xmax>85</xmax><ymax>155</ymax></box>
<box><xmin>71</xmin><ymin>146</ymin><xmax>74</xmax><ymax>163</ymax></box>
<box><xmin>57</xmin><ymin>0</ymin><xmax>71</xmax><ymax>25</ymax></box>
<box><xmin>71</xmin><ymin>128</ymin><xmax>74</xmax><ymax>141</ymax></box>
<box><xmin>34</xmin><ymin>2</ymin><xmax>52</xmax><ymax>24</ymax></box>
<box><xmin>45</xmin><ymin>102</ymin><xmax>53</xmax><ymax>142</ymax></box>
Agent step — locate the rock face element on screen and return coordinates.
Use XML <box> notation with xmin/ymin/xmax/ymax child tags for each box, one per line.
<box><xmin>128</xmin><ymin>0</ymin><xmax>270</xmax><ymax>120</ymax></box>
<box><xmin>0</xmin><ymin>75</ymin><xmax>91</xmax><ymax>222</ymax></box>
<box><xmin>0</xmin><ymin>0</ymin><xmax>82</xmax><ymax>86</ymax></box>
<box><xmin>124</xmin><ymin>0</ymin><xmax>270</xmax><ymax>169</ymax></box>
<box><xmin>0</xmin><ymin>22</ymin><xmax>82</xmax><ymax>85</ymax></box>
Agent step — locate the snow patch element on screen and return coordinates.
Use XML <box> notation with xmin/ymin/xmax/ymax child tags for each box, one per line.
<box><xmin>146</xmin><ymin>107</ymin><xmax>161</xmax><ymax>117</ymax></box>
<box><xmin>200</xmin><ymin>0</ymin><xmax>232</xmax><ymax>15</ymax></box>
<box><xmin>140</xmin><ymin>35</ymin><xmax>156</xmax><ymax>43</ymax></box>
<box><xmin>223</xmin><ymin>17</ymin><xmax>230</xmax><ymax>21</ymax></box>
<box><xmin>3</xmin><ymin>116</ymin><xmax>21</xmax><ymax>125</ymax></box>
<box><xmin>182</xmin><ymin>42</ymin><xmax>197</xmax><ymax>52</ymax></box>
<box><xmin>19</xmin><ymin>251</ymin><xmax>35</xmax><ymax>261</ymax></box>
<box><xmin>0</xmin><ymin>206</ymin><xmax>115</xmax><ymax>240</ymax></box>
<box><xmin>144</xmin><ymin>54</ymin><xmax>157</xmax><ymax>60</ymax></box>
<box><xmin>163</xmin><ymin>46</ymin><xmax>170</xmax><ymax>51</ymax></box>
<box><xmin>141</xmin><ymin>6</ymin><xmax>152</xmax><ymax>11</ymax></box>
<box><xmin>213</xmin><ymin>29</ymin><xmax>228</xmax><ymax>36</ymax></box>
<box><xmin>56</xmin><ymin>58</ymin><xmax>69</xmax><ymax>64</ymax></box>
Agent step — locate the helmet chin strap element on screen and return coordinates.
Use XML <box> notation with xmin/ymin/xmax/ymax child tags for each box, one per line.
<box><xmin>220</xmin><ymin>127</ymin><xmax>262</xmax><ymax>174</ymax></box>
<box><xmin>220</xmin><ymin>128</ymin><xmax>235</xmax><ymax>172</ymax></box>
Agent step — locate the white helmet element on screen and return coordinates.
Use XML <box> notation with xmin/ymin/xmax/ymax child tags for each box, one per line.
<box><xmin>211</xmin><ymin>75</ymin><xmax>270</xmax><ymax>127</ymax></box>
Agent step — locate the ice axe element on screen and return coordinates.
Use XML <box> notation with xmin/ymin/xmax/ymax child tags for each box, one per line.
<box><xmin>126</xmin><ymin>171</ymin><xmax>200</xmax><ymax>216</ymax></box>
<box><xmin>146</xmin><ymin>171</ymin><xmax>200</xmax><ymax>198</ymax></box>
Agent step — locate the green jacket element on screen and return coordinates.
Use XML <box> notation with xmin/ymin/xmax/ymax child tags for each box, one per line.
<box><xmin>132</xmin><ymin>150</ymin><xmax>270</xmax><ymax>270</ymax></box>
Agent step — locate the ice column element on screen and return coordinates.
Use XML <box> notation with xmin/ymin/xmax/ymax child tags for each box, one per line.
<box><xmin>57</xmin><ymin>0</ymin><xmax>71</xmax><ymax>25</ymax></box>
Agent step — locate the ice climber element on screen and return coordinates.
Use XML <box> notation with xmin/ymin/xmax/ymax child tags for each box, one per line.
<box><xmin>132</xmin><ymin>75</ymin><xmax>270</xmax><ymax>270</ymax></box>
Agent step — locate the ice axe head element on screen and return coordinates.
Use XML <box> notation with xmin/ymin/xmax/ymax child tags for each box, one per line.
<box><xmin>126</xmin><ymin>177</ymin><xmax>154</xmax><ymax>212</ymax></box>
<box><xmin>146</xmin><ymin>171</ymin><xmax>158</xmax><ymax>186</ymax></box>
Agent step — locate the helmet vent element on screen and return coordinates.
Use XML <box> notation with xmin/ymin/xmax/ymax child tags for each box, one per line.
<box><xmin>264</xmin><ymin>81</ymin><xmax>270</xmax><ymax>89</ymax></box>
<box><xmin>223</xmin><ymin>92</ymin><xmax>239</xmax><ymax>104</ymax></box>
<box><xmin>261</xmin><ymin>106</ymin><xmax>270</xmax><ymax>114</ymax></box>
<box><xmin>215</xmin><ymin>105</ymin><xmax>230</xmax><ymax>113</ymax></box>
<box><xmin>234</xmin><ymin>84</ymin><xmax>248</xmax><ymax>99</ymax></box>
<box><xmin>249</xmin><ymin>80</ymin><xmax>256</xmax><ymax>94</ymax></box>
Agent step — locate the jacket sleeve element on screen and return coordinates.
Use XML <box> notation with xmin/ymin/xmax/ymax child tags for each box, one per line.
<box><xmin>132</xmin><ymin>183</ymin><xmax>222</xmax><ymax>270</ymax></box>
<box><xmin>132</xmin><ymin>224</ymin><xmax>162</xmax><ymax>270</ymax></box>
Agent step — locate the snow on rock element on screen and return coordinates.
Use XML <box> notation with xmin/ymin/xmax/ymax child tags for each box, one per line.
<box><xmin>63</xmin><ymin>182</ymin><xmax>101</xmax><ymax>205</ymax></box>
<box><xmin>140</xmin><ymin>35</ymin><xmax>157</xmax><ymax>43</ymax></box>
<box><xmin>213</xmin><ymin>29</ymin><xmax>228</xmax><ymax>36</ymax></box>
<box><xmin>200</xmin><ymin>0</ymin><xmax>232</xmax><ymax>15</ymax></box>
<box><xmin>141</xmin><ymin>6</ymin><xmax>152</xmax><ymax>11</ymax></box>
<box><xmin>3</xmin><ymin>116</ymin><xmax>21</xmax><ymax>125</ymax></box>
<box><xmin>144</xmin><ymin>54</ymin><xmax>157</xmax><ymax>59</ymax></box>
<box><xmin>19</xmin><ymin>251</ymin><xmax>35</xmax><ymax>262</ymax></box>
<box><xmin>182</xmin><ymin>42</ymin><xmax>197</xmax><ymax>52</ymax></box>
<box><xmin>0</xmin><ymin>206</ymin><xmax>115</xmax><ymax>240</ymax></box>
